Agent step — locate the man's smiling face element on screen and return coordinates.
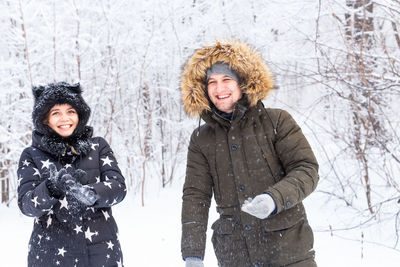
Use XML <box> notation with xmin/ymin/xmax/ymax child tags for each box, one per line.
<box><xmin>207</xmin><ymin>74</ymin><xmax>242</xmax><ymax>113</ymax></box>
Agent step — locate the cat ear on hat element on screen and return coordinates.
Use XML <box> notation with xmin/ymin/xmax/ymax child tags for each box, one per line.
<box><xmin>66</xmin><ymin>82</ymin><xmax>82</xmax><ymax>94</ymax></box>
<box><xmin>32</xmin><ymin>85</ymin><xmax>46</xmax><ymax>100</ymax></box>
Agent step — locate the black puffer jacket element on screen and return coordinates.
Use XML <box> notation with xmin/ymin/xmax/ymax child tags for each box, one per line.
<box><xmin>17</xmin><ymin>128</ymin><xmax>126</xmax><ymax>267</ymax></box>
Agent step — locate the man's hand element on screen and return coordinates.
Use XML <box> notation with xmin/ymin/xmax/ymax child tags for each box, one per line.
<box><xmin>241</xmin><ymin>193</ymin><xmax>276</xmax><ymax>219</ymax></box>
<box><xmin>185</xmin><ymin>257</ymin><xmax>204</xmax><ymax>267</ymax></box>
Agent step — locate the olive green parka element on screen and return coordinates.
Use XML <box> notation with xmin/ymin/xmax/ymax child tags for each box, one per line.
<box><xmin>180</xmin><ymin>39</ymin><xmax>319</xmax><ymax>267</ymax></box>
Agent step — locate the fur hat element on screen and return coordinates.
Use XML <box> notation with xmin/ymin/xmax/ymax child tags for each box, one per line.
<box><xmin>32</xmin><ymin>82</ymin><xmax>91</xmax><ymax>136</ymax></box>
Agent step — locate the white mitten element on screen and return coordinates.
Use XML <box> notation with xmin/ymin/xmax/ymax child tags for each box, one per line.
<box><xmin>241</xmin><ymin>193</ymin><xmax>276</xmax><ymax>219</ymax></box>
<box><xmin>185</xmin><ymin>257</ymin><xmax>204</xmax><ymax>267</ymax></box>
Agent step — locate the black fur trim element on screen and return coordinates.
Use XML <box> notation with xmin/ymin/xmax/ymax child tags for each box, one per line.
<box><xmin>32</xmin><ymin>126</ymin><xmax>93</xmax><ymax>158</ymax></box>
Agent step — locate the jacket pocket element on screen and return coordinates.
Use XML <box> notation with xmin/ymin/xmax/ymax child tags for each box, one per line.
<box><xmin>263</xmin><ymin>203</ymin><xmax>305</xmax><ymax>231</ymax></box>
<box><xmin>211</xmin><ymin>217</ymin><xmax>235</xmax><ymax>234</ymax></box>
<box><xmin>211</xmin><ymin>217</ymin><xmax>249</xmax><ymax>266</ymax></box>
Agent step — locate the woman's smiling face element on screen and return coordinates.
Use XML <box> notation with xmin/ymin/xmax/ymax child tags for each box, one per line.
<box><xmin>45</xmin><ymin>104</ymin><xmax>79</xmax><ymax>137</ymax></box>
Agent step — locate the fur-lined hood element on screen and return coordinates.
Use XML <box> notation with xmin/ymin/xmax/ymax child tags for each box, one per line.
<box><xmin>180</xmin><ymin>39</ymin><xmax>274</xmax><ymax>117</ymax></box>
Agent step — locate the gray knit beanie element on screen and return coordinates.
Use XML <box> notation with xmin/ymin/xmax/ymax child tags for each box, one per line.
<box><xmin>206</xmin><ymin>62</ymin><xmax>239</xmax><ymax>82</ymax></box>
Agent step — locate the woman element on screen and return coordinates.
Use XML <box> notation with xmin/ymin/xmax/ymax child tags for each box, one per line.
<box><xmin>17</xmin><ymin>82</ymin><xmax>126</xmax><ymax>267</ymax></box>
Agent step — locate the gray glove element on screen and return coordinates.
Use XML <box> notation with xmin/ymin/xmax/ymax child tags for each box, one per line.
<box><xmin>46</xmin><ymin>165</ymin><xmax>76</xmax><ymax>198</ymax></box>
<box><xmin>69</xmin><ymin>183</ymin><xmax>99</xmax><ymax>206</ymax></box>
<box><xmin>72</xmin><ymin>168</ymin><xmax>90</xmax><ymax>185</ymax></box>
<box><xmin>241</xmin><ymin>193</ymin><xmax>276</xmax><ymax>219</ymax></box>
<box><xmin>68</xmin><ymin>168</ymin><xmax>99</xmax><ymax>206</ymax></box>
<box><xmin>185</xmin><ymin>257</ymin><xmax>204</xmax><ymax>267</ymax></box>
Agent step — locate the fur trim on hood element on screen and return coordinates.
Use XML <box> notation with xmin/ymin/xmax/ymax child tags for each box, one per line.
<box><xmin>180</xmin><ymin>39</ymin><xmax>274</xmax><ymax>117</ymax></box>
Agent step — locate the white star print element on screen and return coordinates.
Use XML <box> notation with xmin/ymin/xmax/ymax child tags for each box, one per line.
<box><xmin>101</xmin><ymin>156</ymin><xmax>113</xmax><ymax>167</ymax></box>
<box><xmin>105</xmin><ymin>175</ymin><xmax>110</xmax><ymax>181</ymax></box>
<box><xmin>86</xmin><ymin>207</ymin><xmax>95</xmax><ymax>213</ymax></box>
<box><xmin>17</xmin><ymin>176</ymin><xmax>23</xmax><ymax>187</ymax></box>
<box><xmin>46</xmin><ymin>216</ymin><xmax>52</xmax><ymax>228</ymax></box>
<box><xmin>95</xmin><ymin>176</ymin><xmax>101</xmax><ymax>183</ymax></box>
<box><xmin>59</xmin><ymin>196</ymin><xmax>69</xmax><ymax>210</ymax></box>
<box><xmin>111</xmin><ymin>198</ymin><xmax>118</xmax><ymax>206</ymax></box>
<box><xmin>102</xmin><ymin>210</ymin><xmax>110</xmax><ymax>221</ymax></box>
<box><xmin>57</xmin><ymin>247</ymin><xmax>67</xmax><ymax>257</ymax></box>
<box><xmin>103</xmin><ymin>181</ymin><xmax>112</xmax><ymax>189</ymax></box>
<box><xmin>117</xmin><ymin>258</ymin><xmax>123</xmax><ymax>267</ymax></box>
<box><xmin>22</xmin><ymin>159</ymin><xmax>30</xmax><ymax>166</ymax></box>
<box><xmin>74</xmin><ymin>225</ymin><xmax>83</xmax><ymax>234</ymax></box>
<box><xmin>37</xmin><ymin>234</ymin><xmax>43</xmax><ymax>244</ymax></box>
<box><xmin>41</xmin><ymin>159</ymin><xmax>52</xmax><ymax>169</ymax></box>
<box><xmin>33</xmin><ymin>168</ymin><xmax>40</xmax><ymax>176</ymax></box>
<box><xmin>31</xmin><ymin>196</ymin><xmax>39</xmax><ymax>207</ymax></box>
<box><xmin>56</xmin><ymin>260</ymin><xmax>60</xmax><ymax>265</ymax></box>
<box><xmin>85</xmin><ymin>227</ymin><xmax>96</xmax><ymax>242</ymax></box>
<box><xmin>91</xmin><ymin>143</ymin><xmax>99</xmax><ymax>150</ymax></box>
<box><xmin>106</xmin><ymin>254</ymin><xmax>110</xmax><ymax>259</ymax></box>
<box><xmin>64</xmin><ymin>164</ymin><xmax>72</xmax><ymax>169</ymax></box>
<box><xmin>106</xmin><ymin>240</ymin><xmax>114</xmax><ymax>250</ymax></box>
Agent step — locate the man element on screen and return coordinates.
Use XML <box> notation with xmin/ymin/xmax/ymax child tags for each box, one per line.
<box><xmin>180</xmin><ymin>39</ymin><xmax>319</xmax><ymax>267</ymax></box>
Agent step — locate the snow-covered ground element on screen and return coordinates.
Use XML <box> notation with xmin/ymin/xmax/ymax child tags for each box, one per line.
<box><xmin>2</xmin><ymin>182</ymin><xmax>400</xmax><ymax>267</ymax></box>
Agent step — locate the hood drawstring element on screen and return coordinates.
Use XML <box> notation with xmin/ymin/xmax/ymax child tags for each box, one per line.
<box><xmin>196</xmin><ymin>117</ymin><xmax>202</xmax><ymax>136</ymax></box>
<box><xmin>265</xmin><ymin>109</ymin><xmax>277</xmax><ymax>136</ymax></box>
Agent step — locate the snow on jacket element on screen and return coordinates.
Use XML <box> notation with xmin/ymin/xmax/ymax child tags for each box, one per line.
<box><xmin>18</xmin><ymin>128</ymin><xmax>126</xmax><ymax>267</ymax></box>
<box><xmin>180</xmin><ymin>39</ymin><xmax>319</xmax><ymax>266</ymax></box>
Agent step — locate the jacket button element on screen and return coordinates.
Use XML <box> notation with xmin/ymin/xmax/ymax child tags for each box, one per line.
<box><xmin>238</xmin><ymin>185</ymin><xmax>245</xmax><ymax>192</ymax></box>
<box><xmin>245</xmin><ymin>225</ymin><xmax>252</xmax><ymax>231</ymax></box>
<box><xmin>286</xmin><ymin>201</ymin><xmax>291</xmax><ymax>207</ymax></box>
<box><xmin>231</xmin><ymin>144</ymin><xmax>238</xmax><ymax>151</ymax></box>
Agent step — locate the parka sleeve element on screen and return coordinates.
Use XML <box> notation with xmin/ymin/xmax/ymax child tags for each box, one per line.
<box><xmin>91</xmin><ymin>137</ymin><xmax>126</xmax><ymax>208</ymax></box>
<box><xmin>17</xmin><ymin>148</ymin><xmax>58</xmax><ymax>217</ymax></box>
<box><xmin>265</xmin><ymin>110</ymin><xmax>319</xmax><ymax>214</ymax></box>
<box><xmin>181</xmin><ymin>131</ymin><xmax>213</xmax><ymax>260</ymax></box>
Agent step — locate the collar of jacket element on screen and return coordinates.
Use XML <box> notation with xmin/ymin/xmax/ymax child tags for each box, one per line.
<box><xmin>201</xmin><ymin>96</ymin><xmax>249</xmax><ymax>129</ymax></box>
<box><xmin>32</xmin><ymin>126</ymin><xmax>93</xmax><ymax>158</ymax></box>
